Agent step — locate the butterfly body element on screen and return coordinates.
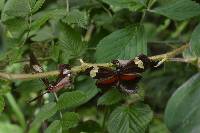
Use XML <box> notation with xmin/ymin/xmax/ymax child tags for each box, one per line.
<box><xmin>94</xmin><ymin>54</ymin><xmax>154</xmax><ymax>93</ymax></box>
<box><xmin>28</xmin><ymin>51</ymin><xmax>72</xmax><ymax>102</ymax></box>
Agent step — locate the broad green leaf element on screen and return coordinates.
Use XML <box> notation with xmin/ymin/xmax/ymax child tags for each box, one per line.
<box><xmin>62</xmin><ymin>10</ymin><xmax>88</xmax><ymax>28</ymax></box>
<box><xmin>4</xmin><ymin>0</ymin><xmax>30</xmax><ymax>17</ymax></box>
<box><xmin>95</xmin><ymin>25</ymin><xmax>147</xmax><ymax>62</ymax></box>
<box><xmin>30</xmin><ymin>102</ymin><xmax>57</xmax><ymax>133</ymax></box>
<box><xmin>31</xmin><ymin>13</ymin><xmax>52</xmax><ymax>30</ymax></box>
<box><xmin>31</xmin><ymin>9</ymin><xmax>66</xmax><ymax>30</ymax></box>
<box><xmin>165</xmin><ymin>73</ymin><xmax>200</xmax><ymax>133</ymax></box>
<box><xmin>57</xmin><ymin>91</ymin><xmax>87</xmax><ymax>110</ymax></box>
<box><xmin>0</xmin><ymin>122</ymin><xmax>23</xmax><ymax>133</ymax></box>
<box><xmin>45</xmin><ymin>120</ymin><xmax>62</xmax><ymax>133</ymax></box>
<box><xmin>31</xmin><ymin>26</ymin><xmax>54</xmax><ymax>41</ymax></box>
<box><xmin>59</xmin><ymin>24</ymin><xmax>87</xmax><ymax>59</ymax></box>
<box><xmin>102</xmin><ymin>0</ymin><xmax>146</xmax><ymax>11</ymax></box>
<box><xmin>0</xmin><ymin>96</ymin><xmax>4</xmax><ymax>113</ymax></box>
<box><xmin>3</xmin><ymin>17</ymin><xmax>28</xmax><ymax>38</ymax></box>
<box><xmin>152</xmin><ymin>0</ymin><xmax>200</xmax><ymax>21</ymax></box>
<box><xmin>75</xmin><ymin>77</ymin><xmax>99</xmax><ymax>104</ymax></box>
<box><xmin>61</xmin><ymin>112</ymin><xmax>79</xmax><ymax>130</ymax></box>
<box><xmin>108</xmin><ymin>104</ymin><xmax>153</xmax><ymax>133</ymax></box>
<box><xmin>189</xmin><ymin>23</ymin><xmax>200</xmax><ymax>56</ymax></box>
<box><xmin>31</xmin><ymin>0</ymin><xmax>46</xmax><ymax>13</ymax></box>
<box><xmin>97</xmin><ymin>89</ymin><xmax>122</xmax><ymax>106</ymax></box>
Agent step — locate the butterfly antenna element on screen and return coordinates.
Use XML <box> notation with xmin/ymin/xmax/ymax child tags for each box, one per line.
<box><xmin>28</xmin><ymin>91</ymin><xmax>48</xmax><ymax>103</ymax></box>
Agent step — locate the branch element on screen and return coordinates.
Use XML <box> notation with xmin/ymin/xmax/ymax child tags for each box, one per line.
<box><xmin>0</xmin><ymin>44</ymin><xmax>189</xmax><ymax>81</ymax></box>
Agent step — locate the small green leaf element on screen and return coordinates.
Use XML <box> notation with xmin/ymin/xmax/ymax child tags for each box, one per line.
<box><xmin>97</xmin><ymin>89</ymin><xmax>122</xmax><ymax>106</ymax></box>
<box><xmin>31</xmin><ymin>0</ymin><xmax>46</xmax><ymax>13</ymax></box>
<box><xmin>4</xmin><ymin>0</ymin><xmax>30</xmax><ymax>17</ymax></box>
<box><xmin>0</xmin><ymin>96</ymin><xmax>4</xmax><ymax>113</ymax></box>
<box><xmin>102</xmin><ymin>0</ymin><xmax>146</xmax><ymax>11</ymax></box>
<box><xmin>61</xmin><ymin>112</ymin><xmax>79</xmax><ymax>130</ymax></box>
<box><xmin>152</xmin><ymin>0</ymin><xmax>200</xmax><ymax>21</ymax></box>
<box><xmin>62</xmin><ymin>9</ymin><xmax>88</xmax><ymax>28</ymax></box>
<box><xmin>0</xmin><ymin>122</ymin><xmax>23</xmax><ymax>133</ymax></box>
<box><xmin>57</xmin><ymin>91</ymin><xmax>87</xmax><ymax>110</ymax></box>
<box><xmin>108</xmin><ymin>103</ymin><xmax>153</xmax><ymax>133</ymax></box>
<box><xmin>45</xmin><ymin>120</ymin><xmax>62</xmax><ymax>133</ymax></box>
<box><xmin>30</xmin><ymin>102</ymin><xmax>57</xmax><ymax>133</ymax></box>
<box><xmin>59</xmin><ymin>24</ymin><xmax>87</xmax><ymax>59</ymax></box>
<box><xmin>189</xmin><ymin>23</ymin><xmax>200</xmax><ymax>56</ymax></box>
<box><xmin>165</xmin><ymin>73</ymin><xmax>200</xmax><ymax>133</ymax></box>
<box><xmin>95</xmin><ymin>25</ymin><xmax>147</xmax><ymax>62</ymax></box>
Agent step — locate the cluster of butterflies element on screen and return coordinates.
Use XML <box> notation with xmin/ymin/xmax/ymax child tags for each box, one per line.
<box><xmin>29</xmin><ymin>52</ymin><xmax>156</xmax><ymax>102</ymax></box>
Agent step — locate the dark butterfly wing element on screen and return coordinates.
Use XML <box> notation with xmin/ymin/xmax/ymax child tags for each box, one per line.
<box><xmin>120</xmin><ymin>54</ymin><xmax>151</xmax><ymax>73</ymax></box>
<box><xmin>118</xmin><ymin>73</ymin><xmax>141</xmax><ymax>93</ymax></box>
<box><xmin>120</xmin><ymin>73</ymin><xmax>141</xmax><ymax>81</ymax></box>
<box><xmin>94</xmin><ymin>67</ymin><xmax>115</xmax><ymax>79</ymax></box>
<box><xmin>96</xmin><ymin>75</ymin><xmax>118</xmax><ymax>88</ymax></box>
<box><xmin>29</xmin><ymin>51</ymin><xmax>50</xmax><ymax>87</ymax></box>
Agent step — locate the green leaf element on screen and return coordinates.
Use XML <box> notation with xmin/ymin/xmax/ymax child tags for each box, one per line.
<box><xmin>3</xmin><ymin>17</ymin><xmax>28</xmax><ymax>38</ymax></box>
<box><xmin>95</xmin><ymin>25</ymin><xmax>147</xmax><ymax>62</ymax></box>
<box><xmin>0</xmin><ymin>122</ymin><xmax>23</xmax><ymax>133</ymax></box>
<box><xmin>31</xmin><ymin>26</ymin><xmax>54</xmax><ymax>41</ymax></box>
<box><xmin>30</xmin><ymin>102</ymin><xmax>57</xmax><ymax>133</ymax></box>
<box><xmin>70</xmin><ymin>120</ymin><xmax>102</xmax><ymax>133</ymax></box>
<box><xmin>97</xmin><ymin>89</ymin><xmax>122</xmax><ymax>106</ymax></box>
<box><xmin>0</xmin><ymin>0</ymin><xmax>5</xmax><ymax>11</ymax></box>
<box><xmin>62</xmin><ymin>9</ymin><xmax>88</xmax><ymax>28</ymax></box>
<box><xmin>189</xmin><ymin>23</ymin><xmax>200</xmax><ymax>56</ymax></box>
<box><xmin>6</xmin><ymin>93</ymin><xmax>26</xmax><ymax>129</ymax></box>
<box><xmin>164</xmin><ymin>73</ymin><xmax>200</xmax><ymax>133</ymax></box>
<box><xmin>31</xmin><ymin>9</ymin><xmax>66</xmax><ymax>30</ymax></box>
<box><xmin>0</xmin><ymin>96</ymin><xmax>4</xmax><ymax>113</ymax></box>
<box><xmin>102</xmin><ymin>0</ymin><xmax>146</xmax><ymax>11</ymax></box>
<box><xmin>152</xmin><ymin>0</ymin><xmax>200</xmax><ymax>21</ymax></box>
<box><xmin>4</xmin><ymin>0</ymin><xmax>30</xmax><ymax>17</ymax></box>
<box><xmin>59</xmin><ymin>24</ymin><xmax>87</xmax><ymax>59</ymax></box>
<box><xmin>108</xmin><ymin>103</ymin><xmax>153</xmax><ymax>133</ymax></box>
<box><xmin>45</xmin><ymin>120</ymin><xmax>62</xmax><ymax>133</ymax></box>
<box><xmin>31</xmin><ymin>0</ymin><xmax>46</xmax><ymax>13</ymax></box>
<box><xmin>75</xmin><ymin>77</ymin><xmax>99</xmax><ymax>104</ymax></box>
<box><xmin>61</xmin><ymin>112</ymin><xmax>79</xmax><ymax>130</ymax></box>
<box><xmin>0</xmin><ymin>85</ymin><xmax>11</xmax><ymax>95</ymax></box>
<box><xmin>149</xmin><ymin>119</ymin><xmax>170</xmax><ymax>133</ymax></box>
<box><xmin>57</xmin><ymin>91</ymin><xmax>87</xmax><ymax>110</ymax></box>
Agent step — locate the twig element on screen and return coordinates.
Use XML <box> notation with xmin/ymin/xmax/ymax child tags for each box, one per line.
<box><xmin>149</xmin><ymin>44</ymin><xmax>189</xmax><ymax>60</ymax></box>
<box><xmin>0</xmin><ymin>44</ymin><xmax>189</xmax><ymax>81</ymax></box>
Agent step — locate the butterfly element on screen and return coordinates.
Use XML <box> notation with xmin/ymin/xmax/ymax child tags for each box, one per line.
<box><xmin>28</xmin><ymin>51</ymin><xmax>72</xmax><ymax>102</ymax></box>
<box><xmin>93</xmin><ymin>54</ymin><xmax>155</xmax><ymax>93</ymax></box>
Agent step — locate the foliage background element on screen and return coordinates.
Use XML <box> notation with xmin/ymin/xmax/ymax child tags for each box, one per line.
<box><xmin>0</xmin><ymin>0</ymin><xmax>200</xmax><ymax>133</ymax></box>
